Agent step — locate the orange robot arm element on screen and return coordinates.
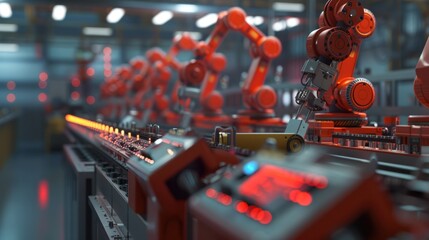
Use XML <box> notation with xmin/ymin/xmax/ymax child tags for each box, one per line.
<box><xmin>180</xmin><ymin>7</ymin><xmax>282</xmax><ymax>114</ymax></box>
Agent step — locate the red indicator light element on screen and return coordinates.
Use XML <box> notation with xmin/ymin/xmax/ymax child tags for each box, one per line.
<box><xmin>38</xmin><ymin>81</ymin><xmax>47</xmax><ymax>89</ymax></box>
<box><xmin>71</xmin><ymin>77</ymin><xmax>80</xmax><ymax>88</ymax></box>
<box><xmin>217</xmin><ymin>193</ymin><xmax>232</xmax><ymax>205</ymax></box>
<box><xmin>39</xmin><ymin>72</ymin><xmax>48</xmax><ymax>81</ymax></box>
<box><xmin>87</xmin><ymin>67</ymin><xmax>95</xmax><ymax>77</ymax></box>
<box><xmin>235</xmin><ymin>201</ymin><xmax>248</xmax><ymax>213</ymax></box>
<box><xmin>7</xmin><ymin>81</ymin><xmax>15</xmax><ymax>90</ymax></box>
<box><xmin>206</xmin><ymin>188</ymin><xmax>217</xmax><ymax>199</ymax></box>
<box><xmin>38</xmin><ymin>93</ymin><xmax>48</xmax><ymax>103</ymax></box>
<box><xmin>103</xmin><ymin>47</ymin><xmax>112</xmax><ymax>55</ymax></box>
<box><xmin>296</xmin><ymin>191</ymin><xmax>312</xmax><ymax>206</ymax></box>
<box><xmin>6</xmin><ymin>93</ymin><xmax>15</xmax><ymax>103</ymax></box>
<box><xmin>71</xmin><ymin>91</ymin><xmax>80</xmax><ymax>100</ymax></box>
<box><xmin>86</xmin><ymin>96</ymin><xmax>95</xmax><ymax>105</ymax></box>
<box><xmin>38</xmin><ymin>180</ymin><xmax>49</xmax><ymax>209</ymax></box>
<box><xmin>239</xmin><ymin>165</ymin><xmax>326</xmax><ymax>206</ymax></box>
<box><xmin>259</xmin><ymin>211</ymin><xmax>272</xmax><ymax>225</ymax></box>
<box><xmin>249</xmin><ymin>207</ymin><xmax>262</xmax><ymax>221</ymax></box>
<box><xmin>289</xmin><ymin>190</ymin><xmax>312</xmax><ymax>206</ymax></box>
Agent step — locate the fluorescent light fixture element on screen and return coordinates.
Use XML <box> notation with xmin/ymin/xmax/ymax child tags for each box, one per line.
<box><xmin>0</xmin><ymin>3</ymin><xmax>12</xmax><ymax>18</ymax></box>
<box><xmin>83</xmin><ymin>27</ymin><xmax>113</xmax><ymax>36</ymax></box>
<box><xmin>272</xmin><ymin>17</ymin><xmax>300</xmax><ymax>31</ymax></box>
<box><xmin>107</xmin><ymin>8</ymin><xmax>125</xmax><ymax>23</ymax></box>
<box><xmin>196</xmin><ymin>13</ymin><xmax>218</xmax><ymax>28</ymax></box>
<box><xmin>152</xmin><ymin>11</ymin><xmax>173</xmax><ymax>25</ymax></box>
<box><xmin>246</xmin><ymin>16</ymin><xmax>264</xmax><ymax>26</ymax></box>
<box><xmin>273</xmin><ymin>20</ymin><xmax>287</xmax><ymax>32</ymax></box>
<box><xmin>286</xmin><ymin>17</ymin><xmax>300</xmax><ymax>28</ymax></box>
<box><xmin>52</xmin><ymin>5</ymin><xmax>67</xmax><ymax>21</ymax></box>
<box><xmin>176</xmin><ymin>4</ymin><xmax>198</xmax><ymax>13</ymax></box>
<box><xmin>174</xmin><ymin>31</ymin><xmax>202</xmax><ymax>41</ymax></box>
<box><xmin>0</xmin><ymin>43</ymin><xmax>18</xmax><ymax>52</ymax></box>
<box><xmin>0</xmin><ymin>23</ymin><xmax>17</xmax><ymax>32</ymax></box>
<box><xmin>273</xmin><ymin>2</ymin><xmax>305</xmax><ymax>12</ymax></box>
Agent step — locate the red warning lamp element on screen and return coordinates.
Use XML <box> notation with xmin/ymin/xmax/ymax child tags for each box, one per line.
<box><xmin>6</xmin><ymin>93</ymin><xmax>15</xmax><ymax>103</ymax></box>
<box><xmin>71</xmin><ymin>91</ymin><xmax>80</xmax><ymax>100</ymax></box>
<box><xmin>86</xmin><ymin>96</ymin><xmax>95</xmax><ymax>105</ymax></box>
<box><xmin>39</xmin><ymin>72</ymin><xmax>48</xmax><ymax>82</ymax></box>
<box><xmin>7</xmin><ymin>81</ymin><xmax>15</xmax><ymax>90</ymax></box>
<box><xmin>38</xmin><ymin>93</ymin><xmax>48</xmax><ymax>103</ymax></box>
<box><xmin>86</xmin><ymin>67</ymin><xmax>95</xmax><ymax>77</ymax></box>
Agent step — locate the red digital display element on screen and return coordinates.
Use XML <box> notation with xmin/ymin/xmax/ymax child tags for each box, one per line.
<box><xmin>238</xmin><ymin>165</ymin><xmax>328</xmax><ymax>206</ymax></box>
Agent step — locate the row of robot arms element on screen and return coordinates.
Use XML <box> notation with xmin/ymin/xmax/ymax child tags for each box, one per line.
<box><xmin>98</xmin><ymin>7</ymin><xmax>283</xmax><ymax>131</ymax></box>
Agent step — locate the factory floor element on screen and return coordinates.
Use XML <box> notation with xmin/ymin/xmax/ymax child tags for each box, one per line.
<box><xmin>0</xmin><ymin>142</ymin><xmax>66</xmax><ymax>240</ymax></box>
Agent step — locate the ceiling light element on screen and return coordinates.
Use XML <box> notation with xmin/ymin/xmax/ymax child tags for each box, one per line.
<box><xmin>0</xmin><ymin>43</ymin><xmax>18</xmax><ymax>52</ymax></box>
<box><xmin>246</xmin><ymin>16</ymin><xmax>264</xmax><ymax>26</ymax></box>
<box><xmin>273</xmin><ymin>20</ymin><xmax>287</xmax><ymax>32</ymax></box>
<box><xmin>176</xmin><ymin>4</ymin><xmax>198</xmax><ymax>13</ymax></box>
<box><xmin>196</xmin><ymin>13</ymin><xmax>218</xmax><ymax>28</ymax></box>
<box><xmin>273</xmin><ymin>2</ymin><xmax>305</xmax><ymax>12</ymax></box>
<box><xmin>83</xmin><ymin>27</ymin><xmax>113</xmax><ymax>36</ymax></box>
<box><xmin>286</xmin><ymin>17</ymin><xmax>300</xmax><ymax>28</ymax></box>
<box><xmin>107</xmin><ymin>8</ymin><xmax>125</xmax><ymax>23</ymax></box>
<box><xmin>0</xmin><ymin>3</ymin><xmax>12</xmax><ymax>18</ymax></box>
<box><xmin>152</xmin><ymin>11</ymin><xmax>173</xmax><ymax>25</ymax></box>
<box><xmin>0</xmin><ymin>23</ymin><xmax>17</xmax><ymax>32</ymax></box>
<box><xmin>174</xmin><ymin>31</ymin><xmax>202</xmax><ymax>41</ymax></box>
<box><xmin>52</xmin><ymin>5</ymin><xmax>67</xmax><ymax>21</ymax></box>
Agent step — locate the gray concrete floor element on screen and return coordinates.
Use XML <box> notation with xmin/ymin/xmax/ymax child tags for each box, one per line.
<box><xmin>0</xmin><ymin>144</ymin><xmax>66</xmax><ymax>240</ymax></box>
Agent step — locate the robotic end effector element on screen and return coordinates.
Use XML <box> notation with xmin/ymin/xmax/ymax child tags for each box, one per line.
<box><xmin>287</xmin><ymin>0</ymin><xmax>376</xmax><ymax>136</ymax></box>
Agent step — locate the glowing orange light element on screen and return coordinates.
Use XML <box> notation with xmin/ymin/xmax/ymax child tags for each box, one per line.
<box><xmin>39</xmin><ymin>81</ymin><xmax>47</xmax><ymax>89</ymax></box>
<box><xmin>86</xmin><ymin>67</ymin><xmax>95</xmax><ymax>77</ymax></box>
<box><xmin>71</xmin><ymin>91</ymin><xmax>80</xmax><ymax>100</ymax></box>
<box><xmin>38</xmin><ymin>180</ymin><xmax>49</xmax><ymax>209</ymax></box>
<box><xmin>86</xmin><ymin>96</ymin><xmax>95</xmax><ymax>105</ymax></box>
<box><xmin>6</xmin><ymin>93</ymin><xmax>15</xmax><ymax>103</ymax></box>
<box><xmin>39</xmin><ymin>72</ymin><xmax>48</xmax><ymax>82</ymax></box>
<box><xmin>103</xmin><ymin>47</ymin><xmax>112</xmax><ymax>55</ymax></box>
<box><xmin>71</xmin><ymin>77</ymin><xmax>80</xmax><ymax>88</ymax></box>
<box><xmin>38</xmin><ymin>93</ymin><xmax>48</xmax><ymax>102</ymax></box>
<box><xmin>7</xmin><ymin>81</ymin><xmax>15</xmax><ymax>90</ymax></box>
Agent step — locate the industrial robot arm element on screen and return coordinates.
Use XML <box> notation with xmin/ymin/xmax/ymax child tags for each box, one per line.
<box><xmin>286</xmin><ymin>0</ymin><xmax>373</xmax><ymax>136</ymax></box>
<box><xmin>180</xmin><ymin>7</ymin><xmax>282</xmax><ymax>115</ymax></box>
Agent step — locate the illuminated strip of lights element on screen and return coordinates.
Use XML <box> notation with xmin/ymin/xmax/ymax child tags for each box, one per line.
<box><xmin>196</xmin><ymin>13</ymin><xmax>218</xmax><ymax>28</ymax></box>
<box><xmin>107</xmin><ymin>8</ymin><xmax>125</xmax><ymax>23</ymax></box>
<box><xmin>272</xmin><ymin>2</ymin><xmax>305</xmax><ymax>12</ymax></box>
<box><xmin>152</xmin><ymin>11</ymin><xmax>173</xmax><ymax>25</ymax></box>
<box><xmin>65</xmin><ymin>114</ymin><xmax>110</xmax><ymax>133</ymax></box>
<box><xmin>83</xmin><ymin>27</ymin><xmax>113</xmax><ymax>36</ymax></box>
<box><xmin>0</xmin><ymin>23</ymin><xmax>17</xmax><ymax>32</ymax></box>
<box><xmin>175</xmin><ymin>4</ymin><xmax>198</xmax><ymax>13</ymax></box>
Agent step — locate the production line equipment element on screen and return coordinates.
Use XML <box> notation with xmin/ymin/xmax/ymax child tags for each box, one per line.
<box><xmin>64</xmin><ymin>114</ymin><xmax>425</xmax><ymax>240</ymax></box>
<box><xmin>178</xmin><ymin>7</ymin><xmax>283</xmax><ymax>130</ymax></box>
